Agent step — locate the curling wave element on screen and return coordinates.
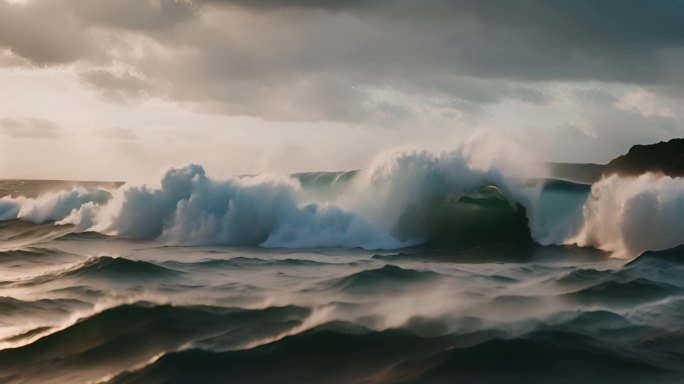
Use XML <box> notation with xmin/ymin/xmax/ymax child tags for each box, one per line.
<box><xmin>2</xmin><ymin>143</ymin><xmax>684</xmax><ymax>257</ymax></box>
<box><xmin>0</xmin><ymin>146</ymin><xmax>549</xmax><ymax>250</ymax></box>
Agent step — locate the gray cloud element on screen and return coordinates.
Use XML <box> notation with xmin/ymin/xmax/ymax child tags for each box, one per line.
<box><xmin>68</xmin><ymin>0</ymin><xmax>196</xmax><ymax>32</ymax></box>
<box><xmin>0</xmin><ymin>1</ymin><xmax>93</xmax><ymax>65</ymax></box>
<box><xmin>0</xmin><ymin>117</ymin><xmax>63</xmax><ymax>139</ymax></box>
<box><xmin>80</xmin><ymin>68</ymin><xmax>158</xmax><ymax>103</ymax></box>
<box><xmin>196</xmin><ymin>0</ymin><xmax>684</xmax><ymax>86</ymax></box>
<box><xmin>206</xmin><ymin>0</ymin><xmax>684</xmax><ymax>50</ymax></box>
<box><xmin>0</xmin><ymin>0</ymin><xmax>196</xmax><ymax>65</ymax></box>
<box><xmin>0</xmin><ymin>0</ymin><xmax>682</xmax><ymax>124</ymax></box>
<box><xmin>92</xmin><ymin>127</ymin><xmax>140</xmax><ymax>141</ymax></box>
<box><xmin>199</xmin><ymin>0</ymin><xmax>372</xmax><ymax>12</ymax></box>
<box><xmin>531</xmin><ymin>88</ymin><xmax>680</xmax><ymax>163</ymax></box>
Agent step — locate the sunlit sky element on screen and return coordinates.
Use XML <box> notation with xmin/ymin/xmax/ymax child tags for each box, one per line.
<box><xmin>1</xmin><ymin>0</ymin><xmax>682</xmax><ymax>181</ymax></box>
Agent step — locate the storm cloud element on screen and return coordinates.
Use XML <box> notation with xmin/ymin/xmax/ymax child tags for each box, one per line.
<box><xmin>0</xmin><ymin>0</ymin><xmax>683</xmax><ymax>179</ymax></box>
<box><xmin>1</xmin><ymin>0</ymin><xmax>683</xmax><ymax>122</ymax></box>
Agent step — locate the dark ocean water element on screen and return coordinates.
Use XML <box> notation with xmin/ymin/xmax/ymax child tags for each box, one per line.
<box><xmin>1</xmin><ymin>160</ymin><xmax>684</xmax><ymax>383</ymax></box>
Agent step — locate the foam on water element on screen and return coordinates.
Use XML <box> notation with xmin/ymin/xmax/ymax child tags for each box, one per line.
<box><xmin>1</xmin><ymin>139</ymin><xmax>684</xmax><ymax>258</ymax></box>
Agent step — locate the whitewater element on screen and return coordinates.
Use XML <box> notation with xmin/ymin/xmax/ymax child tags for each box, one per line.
<box><xmin>2</xmin><ymin>141</ymin><xmax>684</xmax><ymax>383</ymax></box>
<box><xmin>2</xmin><ymin>142</ymin><xmax>683</xmax><ymax>257</ymax></box>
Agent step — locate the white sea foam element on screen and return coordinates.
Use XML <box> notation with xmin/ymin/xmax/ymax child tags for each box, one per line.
<box><xmin>0</xmin><ymin>139</ymin><xmax>558</xmax><ymax>250</ymax></box>
<box><xmin>4</xmin><ymin>138</ymin><xmax>683</xmax><ymax>257</ymax></box>
<box><xmin>568</xmin><ymin>174</ymin><xmax>684</xmax><ymax>258</ymax></box>
<box><xmin>0</xmin><ymin>189</ymin><xmax>111</xmax><ymax>223</ymax></box>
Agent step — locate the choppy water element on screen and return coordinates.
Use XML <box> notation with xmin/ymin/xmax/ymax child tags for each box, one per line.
<box><xmin>1</xmin><ymin>218</ymin><xmax>684</xmax><ymax>383</ymax></box>
<box><xmin>2</xmin><ymin>145</ymin><xmax>684</xmax><ymax>383</ymax></box>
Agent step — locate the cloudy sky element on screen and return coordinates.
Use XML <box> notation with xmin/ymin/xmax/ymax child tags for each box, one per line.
<box><xmin>0</xmin><ymin>0</ymin><xmax>682</xmax><ymax>180</ymax></box>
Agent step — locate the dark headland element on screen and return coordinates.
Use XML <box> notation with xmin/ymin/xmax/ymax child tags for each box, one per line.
<box><xmin>550</xmin><ymin>138</ymin><xmax>684</xmax><ymax>183</ymax></box>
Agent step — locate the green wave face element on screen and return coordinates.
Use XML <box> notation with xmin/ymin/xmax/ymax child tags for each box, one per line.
<box><xmin>394</xmin><ymin>185</ymin><xmax>531</xmax><ymax>249</ymax></box>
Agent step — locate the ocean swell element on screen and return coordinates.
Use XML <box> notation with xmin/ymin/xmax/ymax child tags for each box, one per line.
<box><xmin>7</xmin><ymin>145</ymin><xmax>544</xmax><ymax>250</ymax></box>
<box><xmin>2</xmin><ymin>145</ymin><xmax>684</xmax><ymax>257</ymax></box>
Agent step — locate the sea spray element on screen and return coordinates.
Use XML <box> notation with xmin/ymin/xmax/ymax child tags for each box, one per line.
<box><xmin>569</xmin><ymin>174</ymin><xmax>684</xmax><ymax>258</ymax></box>
<box><xmin>0</xmin><ymin>188</ymin><xmax>111</xmax><ymax>222</ymax></box>
<box><xmin>4</xmin><ymin>143</ymin><xmax>683</xmax><ymax>257</ymax></box>
<box><xmin>0</xmin><ymin>144</ymin><xmax>576</xmax><ymax>250</ymax></box>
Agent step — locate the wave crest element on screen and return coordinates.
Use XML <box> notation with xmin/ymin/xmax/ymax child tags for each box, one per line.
<box><xmin>55</xmin><ymin>145</ymin><xmax>546</xmax><ymax>250</ymax></box>
<box><xmin>4</xmin><ymin>143</ymin><xmax>684</xmax><ymax>257</ymax></box>
<box><xmin>569</xmin><ymin>174</ymin><xmax>684</xmax><ymax>257</ymax></box>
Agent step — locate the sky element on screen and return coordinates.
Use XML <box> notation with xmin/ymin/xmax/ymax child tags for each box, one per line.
<box><xmin>0</xmin><ymin>0</ymin><xmax>683</xmax><ymax>181</ymax></box>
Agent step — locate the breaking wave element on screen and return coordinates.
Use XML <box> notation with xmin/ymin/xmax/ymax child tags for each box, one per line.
<box><xmin>570</xmin><ymin>174</ymin><xmax>684</xmax><ymax>258</ymax></box>
<box><xmin>2</xmin><ymin>142</ymin><xmax>684</xmax><ymax>257</ymax></box>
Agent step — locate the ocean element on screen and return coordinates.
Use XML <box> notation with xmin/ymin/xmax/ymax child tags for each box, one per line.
<box><xmin>1</xmin><ymin>149</ymin><xmax>684</xmax><ymax>383</ymax></box>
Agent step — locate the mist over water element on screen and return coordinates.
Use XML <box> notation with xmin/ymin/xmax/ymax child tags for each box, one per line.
<box><xmin>3</xmin><ymin>140</ymin><xmax>682</xmax><ymax>257</ymax></box>
<box><xmin>2</xmin><ymin>141</ymin><xmax>553</xmax><ymax>250</ymax></box>
<box><xmin>2</xmin><ymin>142</ymin><xmax>684</xmax><ymax>383</ymax></box>
<box><xmin>3</xmin><ymin>0</ymin><xmax>684</xmax><ymax>380</ymax></box>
